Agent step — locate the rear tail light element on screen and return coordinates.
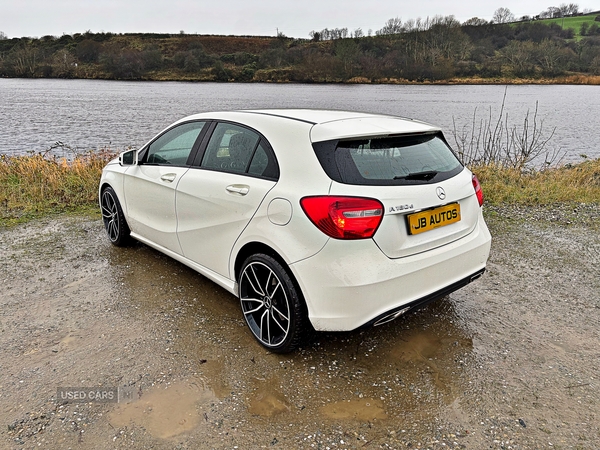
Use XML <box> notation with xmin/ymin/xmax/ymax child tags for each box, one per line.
<box><xmin>300</xmin><ymin>196</ymin><xmax>384</xmax><ymax>239</ymax></box>
<box><xmin>472</xmin><ymin>174</ymin><xmax>484</xmax><ymax>207</ymax></box>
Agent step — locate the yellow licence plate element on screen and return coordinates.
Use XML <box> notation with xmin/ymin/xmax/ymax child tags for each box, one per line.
<box><xmin>407</xmin><ymin>203</ymin><xmax>461</xmax><ymax>235</ymax></box>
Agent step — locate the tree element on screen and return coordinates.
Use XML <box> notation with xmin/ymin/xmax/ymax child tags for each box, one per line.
<box><xmin>76</xmin><ymin>40</ymin><xmax>102</xmax><ymax>63</ymax></box>
<box><xmin>309</xmin><ymin>27</ymin><xmax>348</xmax><ymax>41</ymax></box>
<box><xmin>334</xmin><ymin>38</ymin><xmax>359</xmax><ymax>76</ymax></box>
<box><xmin>536</xmin><ymin>39</ymin><xmax>570</xmax><ymax>75</ymax></box>
<box><xmin>591</xmin><ymin>55</ymin><xmax>600</xmax><ymax>74</ymax></box>
<box><xmin>353</xmin><ymin>28</ymin><xmax>364</xmax><ymax>38</ymax></box>
<box><xmin>558</xmin><ymin>3</ymin><xmax>579</xmax><ymax>16</ymax></box>
<box><xmin>51</xmin><ymin>49</ymin><xmax>76</xmax><ymax>77</ymax></box>
<box><xmin>376</xmin><ymin>17</ymin><xmax>403</xmax><ymax>35</ymax></box>
<box><xmin>8</xmin><ymin>43</ymin><xmax>41</xmax><ymax>77</ymax></box>
<box><xmin>499</xmin><ymin>40</ymin><xmax>536</xmax><ymax>76</ymax></box>
<box><xmin>493</xmin><ymin>7</ymin><xmax>516</xmax><ymax>24</ymax></box>
<box><xmin>463</xmin><ymin>17</ymin><xmax>489</xmax><ymax>26</ymax></box>
<box><xmin>0</xmin><ymin>31</ymin><xmax>7</xmax><ymax>40</ymax></box>
<box><xmin>565</xmin><ymin>3</ymin><xmax>580</xmax><ymax>15</ymax></box>
<box><xmin>422</xmin><ymin>15</ymin><xmax>471</xmax><ymax>63</ymax></box>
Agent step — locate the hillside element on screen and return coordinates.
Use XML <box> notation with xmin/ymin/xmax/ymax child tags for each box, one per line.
<box><xmin>1</xmin><ymin>14</ymin><xmax>600</xmax><ymax>83</ymax></box>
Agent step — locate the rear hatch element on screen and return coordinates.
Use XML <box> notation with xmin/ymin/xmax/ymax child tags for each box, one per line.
<box><xmin>312</xmin><ymin>126</ymin><xmax>481</xmax><ymax>259</ymax></box>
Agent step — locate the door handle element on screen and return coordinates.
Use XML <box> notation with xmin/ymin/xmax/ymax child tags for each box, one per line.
<box><xmin>160</xmin><ymin>173</ymin><xmax>177</xmax><ymax>183</ymax></box>
<box><xmin>226</xmin><ymin>184</ymin><xmax>249</xmax><ymax>195</ymax></box>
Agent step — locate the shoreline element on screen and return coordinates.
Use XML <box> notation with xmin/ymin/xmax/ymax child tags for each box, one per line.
<box><xmin>2</xmin><ymin>74</ymin><xmax>600</xmax><ymax>86</ymax></box>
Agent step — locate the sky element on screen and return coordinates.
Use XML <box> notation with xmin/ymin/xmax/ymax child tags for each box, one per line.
<box><xmin>1</xmin><ymin>0</ymin><xmax>599</xmax><ymax>39</ymax></box>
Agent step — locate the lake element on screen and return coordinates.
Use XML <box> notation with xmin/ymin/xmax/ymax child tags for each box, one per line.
<box><xmin>1</xmin><ymin>79</ymin><xmax>598</xmax><ymax>163</ymax></box>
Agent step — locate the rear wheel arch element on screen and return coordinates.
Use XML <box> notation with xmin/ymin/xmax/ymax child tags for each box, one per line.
<box><xmin>235</xmin><ymin>242</ymin><xmax>289</xmax><ymax>285</ymax></box>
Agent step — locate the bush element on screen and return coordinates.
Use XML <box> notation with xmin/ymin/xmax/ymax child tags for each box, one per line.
<box><xmin>76</xmin><ymin>40</ymin><xmax>102</xmax><ymax>63</ymax></box>
<box><xmin>451</xmin><ymin>89</ymin><xmax>562</xmax><ymax>170</ymax></box>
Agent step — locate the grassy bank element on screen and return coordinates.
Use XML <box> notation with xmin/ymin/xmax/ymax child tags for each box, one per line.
<box><xmin>0</xmin><ymin>150</ymin><xmax>116</xmax><ymax>226</ymax></box>
<box><xmin>473</xmin><ymin>159</ymin><xmax>600</xmax><ymax>204</ymax></box>
<box><xmin>1</xmin><ymin>152</ymin><xmax>599</xmax><ymax>227</ymax></box>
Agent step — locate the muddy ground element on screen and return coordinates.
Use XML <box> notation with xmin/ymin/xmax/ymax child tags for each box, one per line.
<box><xmin>1</xmin><ymin>205</ymin><xmax>599</xmax><ymax>449</ymax></box>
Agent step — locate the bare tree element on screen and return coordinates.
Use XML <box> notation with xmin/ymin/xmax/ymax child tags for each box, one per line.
<box><xmin>353</xmin><ymin>28</ymin><xmax>364</xmax><ymax>38</ymax></box>
<box><xmin>51</xmin><ymin>49</ymin><xmax>77</xmax><ymax>77</ymax></box>
<box><xmin>8</xmin><ymin>44</ymin><xmax>41</xmax><ymax>77</ymax></box>
<box><xmin>557</xmin><ymin>4</ymin><xmax>567</xmax><ymax>15</ymax></box>
<box><xmin>493</xmin><ymin>7</ymin><xmax>516</xmax><ymax>24</ymax></box>
<box><xmin>536</xmin><ymin>38</ymin><xmax>571</xmax><ymax>74</ymax></box>
<box><xmin>500</xmin><ymin>40</ymin><xmax>536</xmax><ymax>76</ymax></box>
<box><xmin>376</xmin><ymin>17</ymin><xmax>403</xmax><ymax>35</ymax></box>
<box><xmin>309</xmin><ymin>27</ymin><xmax>348</xmax><ymax>41</ymax></box>
<box><xmin>463</xmin><ymin>17</ymin><xmax>489</xmax><ymax>26</ymax></box>
<box><xmin>566</xmin><ymin>3</ymin><xmax>580</xmax><ymax>15</ymax></box>
<box><xmin>0</xmin><ymin>31</ymin><xmax>7</xmax><ymax>40</ymax></box>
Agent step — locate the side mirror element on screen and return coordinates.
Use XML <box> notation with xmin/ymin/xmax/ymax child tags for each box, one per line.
<box><xmin>119</xmin><ymin>149</ymin><xmax>138</xmax><ymax>166</ymax></box>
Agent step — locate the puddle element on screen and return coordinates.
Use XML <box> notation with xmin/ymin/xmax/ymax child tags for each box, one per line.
<box><xmin>320</xmin><ymin>398</ymin><xmax>387</xmax><ymax>421</ymax></box>
<box><xmin>108</xmin><ymin>380</ymin><xmax>216</xmax><ymax>439</ymax></box>
<box><xmin>198</xmin><ymin>359</ymin><xmax>230</xmax><ymax>398</ymax></box>
<box><xmin>389</xmin><ymin>327</ymin><xmax>473</xmax><ymax>399</ymax></box>
<box><xmin>248</xmin><ymin>377</ymin><xmax>290</xmax><ymax>417</ymax></box>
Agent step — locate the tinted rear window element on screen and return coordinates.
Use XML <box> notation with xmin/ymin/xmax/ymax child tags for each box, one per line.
<box><xmin>312</xmin><ymin>133</ymin><xmax>463</xmax><ymax>185</ymax></box>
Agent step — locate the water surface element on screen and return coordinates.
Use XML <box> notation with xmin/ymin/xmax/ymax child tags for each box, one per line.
<box><xmin>1</xmin><ymin>79</ymin><xmax>597</xmax><ymax>162</ymax></box>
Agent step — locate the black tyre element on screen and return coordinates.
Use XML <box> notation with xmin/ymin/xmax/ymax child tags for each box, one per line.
<box><xmin>239</xmin><ymin>254</ymin><xmax>307</xmax><ymax>353</ymax></box>
<box><xmin>100</xmin><ymin>186</ymin><xmax>131</xmax><ymax>247</ymax></box>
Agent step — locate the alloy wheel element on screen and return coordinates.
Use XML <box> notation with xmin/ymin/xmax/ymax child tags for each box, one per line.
<box><xmin>101</xmin><ymin>190</ymin><xmax>120</xmax><ymax>243</ymax></box>
<box><xmin>240</xmin><ymin>261</ymin><xmax>291</xmax><ymax>348</ymax></box>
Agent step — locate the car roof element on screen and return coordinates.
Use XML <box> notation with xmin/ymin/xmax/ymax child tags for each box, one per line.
<box><xmin>178</xmin><ymin>109</ymin><xmax>441</xmax><ymax>143</ymax></box>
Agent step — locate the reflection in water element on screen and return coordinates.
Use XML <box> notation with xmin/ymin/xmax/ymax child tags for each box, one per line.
<box><xmin>248</xmin><ymin>377</ymin><xmax>291</xmax><ymax>417</ymax></box>
<box><xmin>320</xmin><ymin>398</ymin><xmax>388</xmax><ymax>421</ymax></box>
<box><xmin>109</xmin><ymin>380</ymin><xmax>215</xmax><ymax>439</ymax></box>
<box><xmin>390</xmin><ymin>328</ymin><xmax>473</xmax><ymax>401</ymax></box>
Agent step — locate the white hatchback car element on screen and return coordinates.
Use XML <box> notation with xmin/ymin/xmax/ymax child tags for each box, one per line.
<box><xmin>100</xmin><ymin>109</ymin><xmax>491</xmax><ymax>352</ymax></box>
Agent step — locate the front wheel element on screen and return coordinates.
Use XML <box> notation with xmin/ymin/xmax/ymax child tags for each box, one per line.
<box><xmin>100</xmin><ymin>186</ymin><xmax>131</xmax><ymax>247</ymax></box>
<box><xmin>239</xmin><ymin>254</ymin><xmax>306</xmax><ymax>353</ymax></box>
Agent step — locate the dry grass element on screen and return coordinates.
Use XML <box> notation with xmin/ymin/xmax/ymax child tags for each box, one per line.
<box><xmin>473</xmin><ymin>158</ymin><xmax>600</xmax><ymax>205</ymax></box>
<box><xmin>555</xmin><ymin>75</ymin><xmax>600</xmax><ymax>85</ymax></box>
<box><xmin>0</xmin><ymin>149</ymin><xmax>117</xmax><ymax>224</ymax></box>
<box><xmin>1</xmin><ymin>151</ymin><xmax>599</xmax><ymax>226</ymax></box>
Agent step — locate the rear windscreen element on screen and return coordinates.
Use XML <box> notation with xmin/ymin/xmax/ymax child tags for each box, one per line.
<box><xmin>313</xmin><ymin>133</ymin><xmax>463</xmax><ymax>185</ymax></box>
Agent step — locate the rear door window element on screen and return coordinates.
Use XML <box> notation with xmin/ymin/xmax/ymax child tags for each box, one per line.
<box><xmin>313</xmin><ymin>133</ymin><xmax>463</xmax><ymax>185</ymax></box>
<box><xmin>199</xmin><ymin>122</ymin><xmax>279</xmax><ymax>180</ymax></box>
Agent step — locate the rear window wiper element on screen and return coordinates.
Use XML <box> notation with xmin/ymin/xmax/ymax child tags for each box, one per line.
<box><xmin>394</xmin><ymin>170</ymin><xmax>438</xmax><ymax>181</ymax></box>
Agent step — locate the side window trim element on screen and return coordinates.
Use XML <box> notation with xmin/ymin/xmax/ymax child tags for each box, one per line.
<box><xmin>191</xmin><ymin>121</ymin><xmax>217</xmax><ymax>167</ymax></box>
<box><xmin>242</xmin><ymin>139</ymin><xmax>261</xmax><ymax>173</ymax></box>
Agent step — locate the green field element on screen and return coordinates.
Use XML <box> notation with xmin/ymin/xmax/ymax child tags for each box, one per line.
<box><xmin>535</xmin><ymin>13</ymin><xmax>600</xmax><ymax>38</ymax></box>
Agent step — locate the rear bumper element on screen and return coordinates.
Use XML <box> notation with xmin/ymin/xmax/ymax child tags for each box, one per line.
<box><xmin>365</xmin><ymin>268</ymin><xmax>485</xmax><ymax>328</ymax></box>
<box><xmin>290</xmin><ymin>218</ymin><xmax>491</xmax><ymax>331</ymax></box>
